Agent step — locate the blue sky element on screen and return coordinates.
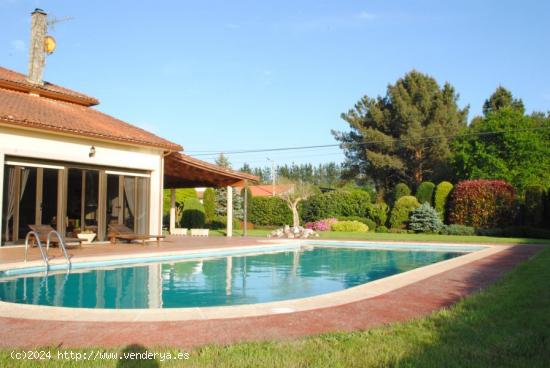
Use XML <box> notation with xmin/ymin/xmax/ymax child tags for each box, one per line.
<box><xmin>2</xmin><ymin>1</ymin><xmax>549</xmax><ymax>169</ymax></box>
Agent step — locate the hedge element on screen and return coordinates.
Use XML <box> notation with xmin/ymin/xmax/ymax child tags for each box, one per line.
<box><xmin>393</xmin><ymin>183</ymin><xmax>411</xmax><ymax>203</ymax></box>
<box><xmin>249</xmin><ymin>196</ymin><xmax>292</xmax><ymax>226</ymax></box>
<box><xmin>524</xmin><ymin>185</ymin><xmax>545</xmax><ymax>227</ymax></box>
<box><xmin>448</xmin><ymin>180</ymin><xmax>516</xmax><ymax>228</ymax></box>
<box><xmin>434</xmin><ymin>181</ymin><xmax>453</xmax><ymax>221</ymax></box>
<box><xmin>203</xmin><ymin>188</ymin><xmax>216</xmax><ymax>223</ymax></box>
<box><xmin>336</xmin><ymin>216</ymin><xmax>376</xmax><ymax>232</ymax></box>
<box><xmin>367</xmin><ymin>202</ymin><xmax>389</xmax><ymax>226</ymax></box>
<box><xmin>300</xmin><ymin>190</ymin><xmax>371</xmax><ymax>223</ymax></box>
<box><xmin>331</xmin><ymin>221</ymin><xmax>369</xmax><ymax>232</ymax></box>
<box><xmin>390</xmin><ymin>196</ymin><xmax>420</xmax><ymax>229</ymax></box>
<box><xmin>416</xmin><ymin>181</ymin><xmax>435</xmax><ymax>205</ymax></box>
<box><xmin>181</xmin><ymin>198</ymin><xmax>206</xmax><ymax>228</ymax></box>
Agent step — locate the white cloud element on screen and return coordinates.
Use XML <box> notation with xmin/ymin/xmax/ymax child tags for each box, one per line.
<box><xmin>11</xmin><ymin>39</ymin><xmax>25</xmax><ymax>52</ymax></box>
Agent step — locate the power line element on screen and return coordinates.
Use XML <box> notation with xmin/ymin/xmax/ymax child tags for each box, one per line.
<box><xmin>187</xmin><ymin>125</ymin><xmax>550</xmax><ymax>158</ymax></box>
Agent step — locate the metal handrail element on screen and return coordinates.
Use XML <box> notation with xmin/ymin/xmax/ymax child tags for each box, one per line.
<box><xmin>47</xmin><ymin>230</ymin><xmax>71</xmax><ymax>268</ymax></box>
<box><xmin>24</xmin><ymin>231</ymin><xmax>49</xmax><ymax>271</ymax></box>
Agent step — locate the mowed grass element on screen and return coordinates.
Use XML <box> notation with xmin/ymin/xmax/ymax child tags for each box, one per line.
<box><xmin>2</xmin><ymin>247</ymin><xmax>549</xmax><ymax>367</ymax></box>
<box><xmin>211</xmin><ymin>228</ymin><xmax>550</xmax><ymax>245</ymax></box>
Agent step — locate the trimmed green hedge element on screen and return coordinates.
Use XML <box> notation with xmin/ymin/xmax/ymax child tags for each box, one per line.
<box><xmin>336</xmin><ymin>216</ymin><xmax>376</xmax><ymax>232</ymax></box>
<box><xmin>416</xmin><ymin>182</ymin><xmax>435</xmax><ymax>205</ymax></box>
<box><xmin>434</xmin><ymin>181</ymin><xmax>453</xmax><ymax>221</ymax></box>
<box><xmin>300</xmin><ymin>190</ymin><xmax>371</xmax><ymax>222</ymax></box>
<box><xmin>390</xmin><ymin>196</ymin><xmax>420</xmax><ymax>229</ymax></box>
<box><xmin>331</xmin><ymin>220</ymin><xmax>369</xmax><ymax>232</ymax></box>
<box><xmin>249</xmin><ymin>196</ymin><xmax>292</xmax><ymax>226</ymax></box>
<box><xmin>394</xmin><ymin>183</ymin><xmax>411</xmax><ymax>203</ymax></box>
<box><xmin>181</xmin><ymin>198</ymin><xmax>205</xmax><ymax>228</ymax></box>
<box><xmin>203</xmin><ymin>188</ymin><xmax>216</xmax><ymax>223</ymax></box>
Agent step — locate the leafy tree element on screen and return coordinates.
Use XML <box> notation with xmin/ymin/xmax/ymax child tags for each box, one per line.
<box><xmin>277</xmin><ymin>180</ymin><xmax>316</xmax><ymax>228</ymax></box>
<box><xmin>162</xmin><ymin>188</ymin><xmax>196</xmax><ymax>217</ymax></box>
<box><xmin>239</xmin><ymin>163</ymin><xmax>252</xmax><ymax>174</ymax></box>
<box><xmin>452</xmin><ymin>108</ymin><xmax>550</xmax><ymax>192</ymax></box>
<box><xmin>334</xmin><ymin>70</ymin><xmax>468</xmax><ymax>193</ymax></box>
<box><xmin>482</xmin><ymin>86</ymin><xmax>525</xmax><ymax>116</ymax></box>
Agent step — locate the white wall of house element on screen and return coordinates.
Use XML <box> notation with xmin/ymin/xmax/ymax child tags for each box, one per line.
<box><xmin>0</xmin><ymin>125</ymin><xmax>166</xmax><ymax>244</ymax></box>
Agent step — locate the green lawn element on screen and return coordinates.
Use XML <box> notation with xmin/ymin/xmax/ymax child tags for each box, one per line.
<box><xmin>211</xmin><ymin>228</ymin><xmax>550</xmax><ymax>245</ymax></box>
<box><xmin>2</xmin><ymin>245</ymin><xmax>549</xmax><ymax>367</ymax></box>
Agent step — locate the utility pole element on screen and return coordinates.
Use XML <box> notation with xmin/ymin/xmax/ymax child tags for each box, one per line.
<box><xmin>267</xmin><ymin>158</ymin><xmax>275</xmax><ymax>196</ymax></box>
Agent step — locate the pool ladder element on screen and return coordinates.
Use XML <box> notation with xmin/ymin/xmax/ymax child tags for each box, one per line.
<box><xmin>24</xmin><ymin>230</ymin><xmax>71</xmax><ymax>272</ymax></box>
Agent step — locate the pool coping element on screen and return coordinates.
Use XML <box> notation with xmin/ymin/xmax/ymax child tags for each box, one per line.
<box><xmin>0</xmin><ymin>241</ymin><xmax>508</xmax><ymax>322</ymax></box>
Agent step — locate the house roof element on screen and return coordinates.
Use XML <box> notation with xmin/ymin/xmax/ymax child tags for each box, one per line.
<box><xmin>249</xmin><ymin>184</ymin><xmax>294</xmax><ymax>197</ymax></box>
<box><xmin>0</xmin><ymin>66</ymin><xmax>182</xmax><ymax>151</ymax></box>
<box><xmin>164</xmin><ymin>152</ymin><xmax>258</xmax><ymax>188</ymax></box>
<box><xmin>0</xmin><ymin>66</ymin><xmax>99</xmax><ymax>106</ymax></box>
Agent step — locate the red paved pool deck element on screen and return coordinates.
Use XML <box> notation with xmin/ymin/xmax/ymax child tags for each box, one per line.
<box><xmin>0</xmin><ymin>245</ymin><xmax>542</xmax><ymax>349</ymax></box>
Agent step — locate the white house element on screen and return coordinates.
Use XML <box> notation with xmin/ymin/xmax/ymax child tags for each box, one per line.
<box><xmin>0</xmin><ymin>9</ymin><xmax>255</xmax><ymax>246</ymax></box>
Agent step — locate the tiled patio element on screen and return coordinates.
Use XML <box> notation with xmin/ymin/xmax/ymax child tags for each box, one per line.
<box><xmin>0</xmin><ymin>235</ymin><xmax>267</xmax><ymax>266</ymax></box>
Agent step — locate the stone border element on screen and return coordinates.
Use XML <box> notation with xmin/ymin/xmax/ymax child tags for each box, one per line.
<box><xmin>0</xmin><ymin>242</ymin><xmax>506</xmax><ymax>322</ymax></box>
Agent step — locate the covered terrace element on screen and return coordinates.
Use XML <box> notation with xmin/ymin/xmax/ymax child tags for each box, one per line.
<box><xmin>163</xmin><ymin>152</ymin><xmax>258</xmax><ymax>237</ymax></box>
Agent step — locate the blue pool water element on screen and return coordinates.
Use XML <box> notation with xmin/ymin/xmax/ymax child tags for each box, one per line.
<box><xmin>0</xmin><ymin>245</ymin><xmax>464</xmax><ymax>309</ymax></box>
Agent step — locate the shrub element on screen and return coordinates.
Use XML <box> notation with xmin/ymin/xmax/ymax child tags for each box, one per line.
<box><xmin>331</xmin><ymin>221</ymin><xmax>369</xmax><ymax>232</ymax></box>
<box><xmin>181</xmin><ymin>198</ymin><xmax>205</xmax><ymax>228</ymax></box>
<box><xmin>448</xmin><ymin>180</ymin><xmax>516</xmax><ymax>228</ymax></box>
<box><xmin>393</xmin><ymin>183</ymin><xmax>411</xmax><ymax>203</ymax></box>
<box><xmin>439</xmin><ymin>224</ymin><xmax>476</xmax><ymax>236</ymax></box>
<box><xmin>300</xmin><ymin>190</ymin><xmax>372</xmax><ymax>222</ymax></box>
<box><xmin>409</xmin><ymin>203</ymin><xmax>443</xmax><ymax>233</ymax></box>
<box><xmin>434</xmin><ymin>181</ymin><xmax>454</xmax><ymax>221</ymax></box>
<box><xmin>336</xmin><ymin>216</ymin><xmax>377</xmax><ymax>232</ymax></box>
<box><xmin>390</xmin><ymin>196</ymin><xmax>420</xmax><ymax>229</ymax></box>
<box><xmin>367</xmin><ymin>202</ymin><xmax>389</xmax><ymax>226</ymax></box>
<box><xmin>305</xmin><ymin>218</ymin><xmax>337</xmax><ymax>231</ymax></box>
<box><xmin>476</xmin><ymin>226</ymin><xmax>550</xmax><ymax>240</ymax></box>
<box><xmin>208</xmin><ymin>215</ymin><xmax>241</xmax><ymax>230</ymax></box>
<box><xmin>524</xmin><ymin>185</ymin><xmax>545</xmax><ymax>227</ymax></box>
<box><xmin>203</xmin><ymin>188</ymin><xmax>216</xmax><ymax>223</ymax></box>
<box><xmin>249</xmin><ymin>196</ymin><xmax>292</xmax><ymax>226</ymax></box>
<box><xmin>376</xmin><ymin>225</ymin><xmax>389</xmax><ymax>233</ymax></box>
<box><xmin>415</xmin><ymin>182</ymin><xmax>435</xmax><ymax>205</ymax></box>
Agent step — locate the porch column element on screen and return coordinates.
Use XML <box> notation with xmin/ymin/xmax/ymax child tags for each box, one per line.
<box><xmin>169</xmin><ymin>188</ymin><xmax>176</xmax><ymax>233</ymax></box>
<box><xmin>0</xmin><ymin>153</ymin><xmax>4</xmax><ymax>245</ymax></box>
<box><xmin>226</xmin><ymin>186</ymin><xmax>233</xmax><ymax>237</ymax></box>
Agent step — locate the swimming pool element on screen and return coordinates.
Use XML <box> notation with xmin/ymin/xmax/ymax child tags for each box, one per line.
<box><xmin>0</xmin><ymin>243</ymin><xmax>470</xmax><ymax>309</ymax></box>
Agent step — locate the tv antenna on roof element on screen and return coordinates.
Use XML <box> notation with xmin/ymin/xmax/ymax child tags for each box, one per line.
<box><xmin>47</xmin><ymin>15</ymin><xmax>75</xmax><ymax>31</ymax></box>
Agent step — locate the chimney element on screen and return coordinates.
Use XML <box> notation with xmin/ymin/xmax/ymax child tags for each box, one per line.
<box><xmin>27</xmin><ymin>8</ymin><xmax>47</xmax><ymax>85</ymax></box>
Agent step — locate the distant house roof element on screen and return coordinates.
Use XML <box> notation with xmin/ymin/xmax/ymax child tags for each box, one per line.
<box><xmin>249</xmin><ymin>184</ymin><xmax>294</xmax><ymax>197</ymax></box>
<box><xmin>0</xmin><ymin>66</ymin><xmax>182</xmax><ymax>151</ymax></box>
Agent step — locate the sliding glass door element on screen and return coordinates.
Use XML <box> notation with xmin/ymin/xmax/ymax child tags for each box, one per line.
<box><xmin>1</xmin><ymin>165</ymin><xmax>60</xmax><ymax>243</ymax></box>
<box><xmin>2</xmin><ymin>159</ymin><xmax>150</xmax><ymax>245</ymax></box>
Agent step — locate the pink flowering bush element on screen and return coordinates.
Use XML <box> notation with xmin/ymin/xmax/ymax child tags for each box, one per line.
<box><xmin>305</xmin><ymin>218</ymin><xmax>337</xmax><ymax>231</ymax></box>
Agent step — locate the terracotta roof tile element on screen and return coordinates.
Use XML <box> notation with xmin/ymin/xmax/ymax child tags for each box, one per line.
<box><xmin>0</xmin><ymin>87</ymin><xmax>182</xmax><ymax>151</ymax></box>
<box><xmin>0</xmin><ymin>66</ymin><xmax>99</xmax><ymax>106</ymax></box>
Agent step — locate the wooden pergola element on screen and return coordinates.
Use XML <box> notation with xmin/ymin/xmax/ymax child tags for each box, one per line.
<box><xmin>164</xmin><ymin>152</ymin><xmax>258</xmax><ymax>237</ymax></box>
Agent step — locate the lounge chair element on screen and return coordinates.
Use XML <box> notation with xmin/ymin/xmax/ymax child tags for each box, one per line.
<box><xmin>108</xmin><ymin>224</ymin><xmax>165</xmax><ymax>246</ymax></box>
<box><xmin>28</xmin><ymin>224</ymin><xmax>82</xmax><ymax>249</ymax></box>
